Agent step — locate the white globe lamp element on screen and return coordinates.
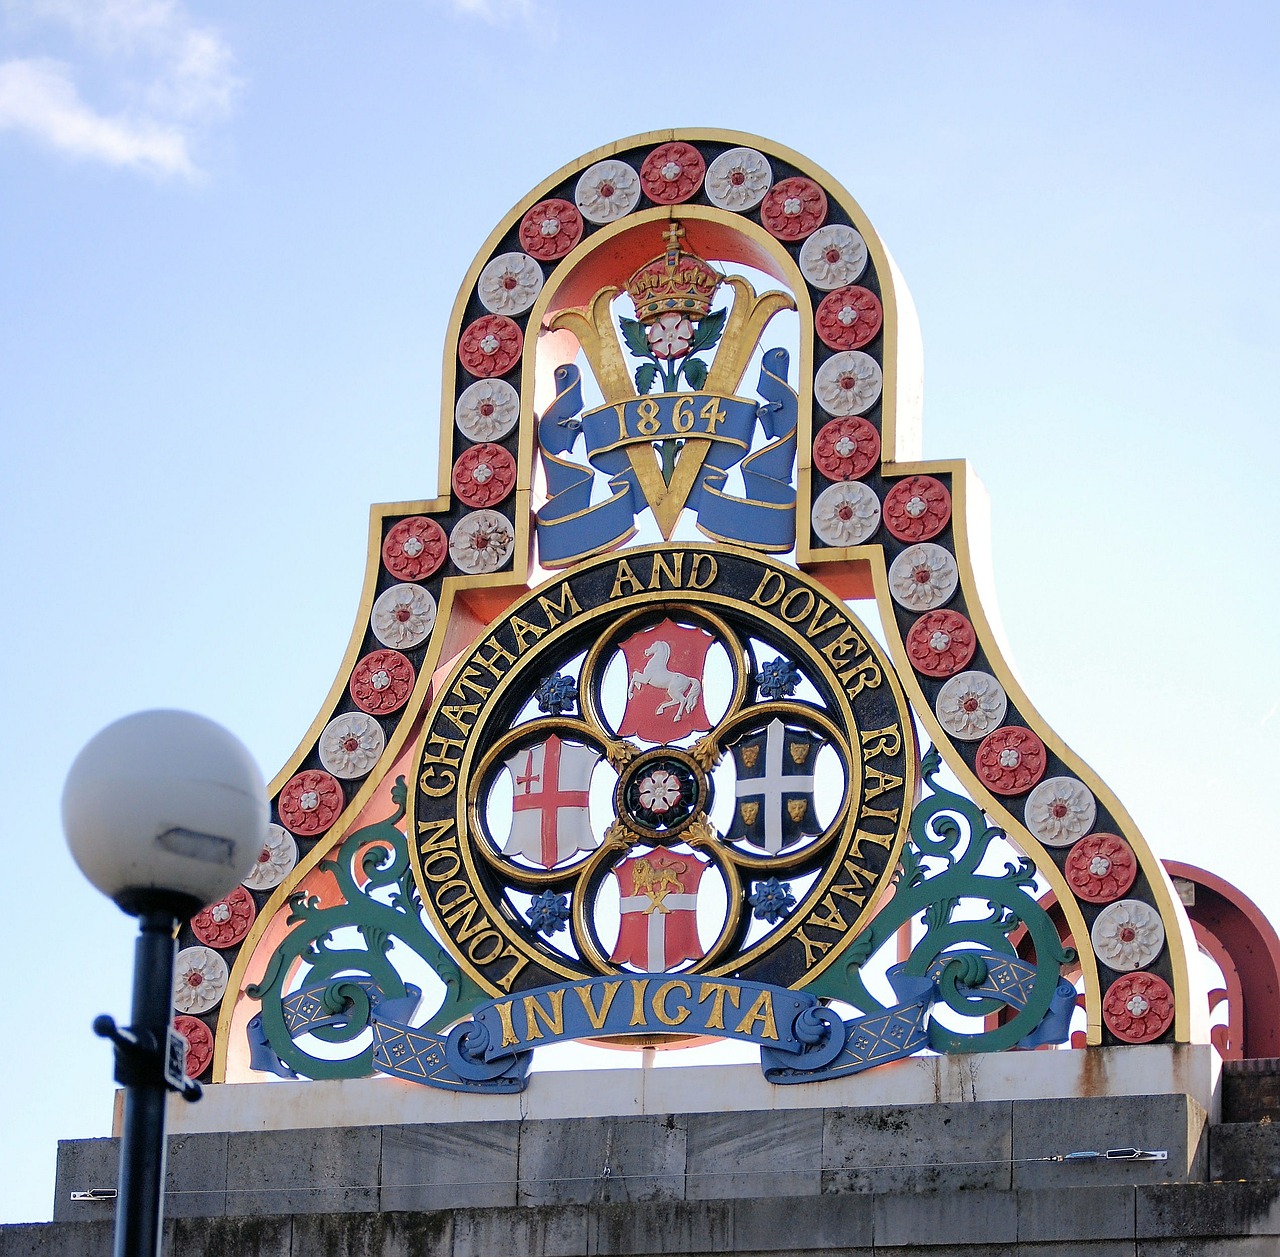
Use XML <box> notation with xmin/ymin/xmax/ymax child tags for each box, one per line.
<box><xmin>64</xmin><ymin>709</ymin><xmax>268</xmax><ymax>917</ymax></box>
<box><xmin>63</xmin><ymin>709</ymin><xmax>268</xmax><ymax>1257</ymax></box>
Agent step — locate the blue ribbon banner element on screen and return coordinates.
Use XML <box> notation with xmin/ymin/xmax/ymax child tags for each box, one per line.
<box><xmin>536</xmin><ymin>349</ymin><xmax>799</xmax><ymax>564</ymax></box>
<box><xmin>348</xmin><ymin>952</ymin><xmax>1075</xmax><ymax>1093</ymax></box>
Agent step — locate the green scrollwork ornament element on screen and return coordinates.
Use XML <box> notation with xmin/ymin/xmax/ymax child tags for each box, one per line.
<box><xmin>246</xmin><ymin>776</ymin><xmax>489</xmax><ymax>1080</ymax></box>
<box><xmin>805</xmin><ymin>748</ymin><xmax>1075</xmax><ymax>1053</ymax></box>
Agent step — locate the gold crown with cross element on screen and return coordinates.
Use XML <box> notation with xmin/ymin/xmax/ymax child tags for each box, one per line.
<box><xmin>548</xmin><ymin>219</ymin><xmax>796</xmax><ymax>406</ymax></box>
<box><xmin>626</xmin><ymin>222</ymin><xmax>722</xmax><ymax>323</ymax></box>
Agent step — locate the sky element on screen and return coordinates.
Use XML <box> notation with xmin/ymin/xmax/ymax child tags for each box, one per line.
<box><xmin>1</xmin><ymin>0</ymin><xmax>1278</xmax><ymax>1227</ymax></box>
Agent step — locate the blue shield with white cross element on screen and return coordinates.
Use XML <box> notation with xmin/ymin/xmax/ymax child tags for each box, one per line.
<box><xmin>725</xmin><ymin>718</ymin><xmax>824</xmax><ymax>854</ymax></box>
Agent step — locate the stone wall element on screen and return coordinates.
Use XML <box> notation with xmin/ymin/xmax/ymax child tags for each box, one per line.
<box><xmin>6</xmin><ymin>1090</ymin><xmax>1280</xmax><ymax>1255</ymax></box>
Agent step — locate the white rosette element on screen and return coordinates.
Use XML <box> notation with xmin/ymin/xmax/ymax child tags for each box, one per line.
<box><xmin>477</xmin><ymin>252</ymin><xmax>544</xmax><ymax>316</ymax></box>
<box><xmin>800</xmin><ymin>225</ymin><xmax>869</xmax><ymax>289</ymax></box>
<box><xmin>371</xmin><ymin>582</ymin><xmax>437</xmax><ymax>650</ymax></box>
<box><xmin>705</xmin><ymin>146</ymin><xmax>773</xmax><ymax>211</ymax></box>
<box><xmin>811</xmin><ymin>481</ymin><xmax>881</xmax><ymax>546</ymax></box>
<box><xmin>450</xmin><ymin>509</ymin><xmax>515</xmax><ymax>573</ymax></box>
<box><xmin>888</xmin><ymin>542</ymin><xmax>958</xmax><ymax>610</ymax></box>
<box><xmin>575</xmin><ymin>159</ymin><xmax>641</xmax><ymax>224</ymax></box>
<box><xmin>455</xmin><ymin>379</ymin><xmax>520</xmax><ymax>443</ymax></box>
<box><xmin>1024</xmin><ymin>776</ymin><xmax>1097</xmax><ymax>847</ymax></box>
<box><xmin>1092</xmin><ymin>899</ymin><xmax>1166</xmax><ymax>971</ymax></box>
<box><xmin>173</xmin><ymin>946</ymin><xmax>229</xmax><ymax>1015</ymax></box>
<box><xmin>935</xmin><ymin>671</ymin><xmax>1008</xmax><ymax>741</ymax></box>
<box><xmin>242</xmin><ymin>823</ymin><xmax>298</xmax><ymax>891</ymax></box>
<box><xmin>815</xmin><ymin>350</ymin><xmax>883</xmax><ymax>416</ymax></box>
<box><xmin>319</xmin><ymin>711</ymin><xmax>385</xmax><ymax>780</ymax></box>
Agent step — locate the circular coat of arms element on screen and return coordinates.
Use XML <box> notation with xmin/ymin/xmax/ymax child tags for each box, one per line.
<box><xmin>411</xmin><ymin>544</ymin><xmax>915</xmax><ymax>999</ymax></box>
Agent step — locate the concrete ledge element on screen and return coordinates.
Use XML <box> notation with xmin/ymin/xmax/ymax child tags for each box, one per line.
<box><xmin>1017</xmin><ymin>1185</ymin><xmax>1135</xmax><ymax>1242</ymax></box>
<box><xmin>1137</xmin><ymin>1181</ymin><xmax>1280</xmax><ymax>1239</ymax></box>
<box><xmin>1209</xmin><ymin>1122</ymin><xmax>1280</xmax><ymax>1182</ymax></box>
<box><xmin>163</xmin><ymin>1045</ymin><xmax>1218</xmax><ymax>1136</ymax></box>
<box><xmin>13</xmin><ymin>1180</ymin><xmax>1280</xmax><ymax>1256</ymax></box>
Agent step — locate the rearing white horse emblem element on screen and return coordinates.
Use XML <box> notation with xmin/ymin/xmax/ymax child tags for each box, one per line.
<box><xmin>616</xmin><ymin>620</ymin><xmax>713</xmax><ymax>742</ymax></box>
<box><xmin>628</xmin><ymin>640</ymin><xmax>702</xmax><ymax>721</ymax></box>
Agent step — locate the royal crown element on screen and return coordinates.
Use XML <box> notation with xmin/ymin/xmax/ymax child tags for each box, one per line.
<box><xmin>625</xmin><ymin>221</ymin><xmax>721</xmax><ymax>323</ymax></box>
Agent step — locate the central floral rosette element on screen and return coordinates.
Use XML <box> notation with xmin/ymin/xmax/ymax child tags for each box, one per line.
<box><xmin>617</xmin><ymin>750</ymin><xmax>704</xmax><ymax>837</ymax></box>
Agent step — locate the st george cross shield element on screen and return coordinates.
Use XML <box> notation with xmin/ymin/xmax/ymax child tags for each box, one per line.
<box><xmin>726</xmin><ymin>719</ymin><xmax>824</xmax><ymax>854</ymax></box>
<box><xmin>610</xmin><ymin>852</ymin><xmax>707</xmax><ymax>970</ymax></box>
<box><xmin>501</xmin><ymin>735</ymin><xmax>601</xmax><ymax>868</ymax></box>
<box><xmin>616</xmin><ymin>619</ymin><xmax>713</xmax><ymax>743</ymax></box>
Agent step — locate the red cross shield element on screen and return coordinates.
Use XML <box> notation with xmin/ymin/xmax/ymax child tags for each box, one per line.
<box><xmin>609</xmin><ymin>852</ymin><xmax>707</xmax><ymax>971</ymax></box>
<box><xmin>501</xmin><ymin>735</ymin><xmax>600</xmax><ymax>868</ymax></box>
<box><xmin>616</xmin><ymin>619</ymin><xmax>713</xmax><ymax>743</ymax></box>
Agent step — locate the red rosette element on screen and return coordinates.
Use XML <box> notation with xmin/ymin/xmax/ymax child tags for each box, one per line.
<box><xmin>190</xmin><ymin>885</ymin><xmax>256</xmax><ymax>949</ymax></box>
<box><xmin>382</xmin><ymin>516</ymin><xmax>447</xmax><ymax>581</ymax></box>
<box><xmin>173</xmin><ymin>1015</ymin><xmax>214</xmax><ymax>1079</ymax></box>
<box><xmin>279</xmin><ymin>769</ymin><xmax>344</xmax><ymax>836</ymax></box>
<box><xmin>518</xmin><ymin>198</ymin><xmax>583</xmax><ymax>261</ymax></box>
<box><xmin>883</xmin><ymin>475</ymin><xmax>952</xmax><ymax>543</ymax></box>
<box><xmin>1103</xmin><ymin>972</ymin><xmax>1174</xmax><ymax>1043</ymax></box>
<box><xmin>350</xmin><ymin>648</ymin><xmax>415</xmax><ymax>715</ymax></box>
<box><xmin>459</xmin><ymin>315</ymin><xmax>523</xmax><ymax>378</ymax></box>
<box><xmin>639</xmin><ymin>142</ymin><xmax>706</xmax><ymax>204</ymax></box>
<box><xmin>1065</xmin><ymin>833</ymin><xmax>1138</xmax><ymax>904</ymax></box>
<box><xmin>760</xmin><ymin>177</ymin><xmax>828</xmax><ymax>241</ymax></box>
<box><xmin>815</xmin><ymin>286</ymin><xmax>883</xmax><ymax>351</ymax></box>
<box><xmin>452</xmin><ymin>442</ymin><xmax>516</xmax><ymax>509</ymax></box>
<box><xmin>905</xmin><ymin>610</ymin><xmax>977</xmax><ymax>678</ymax></box>
<box><xmin>975</xmin><ymin>726</ymin><xmax>1047</xmax><ymax>796</ymax></box>
<box><xmin>813</xmin><ymin>416</ymin><xmax>880</xmax><ymax>481</ymax></box>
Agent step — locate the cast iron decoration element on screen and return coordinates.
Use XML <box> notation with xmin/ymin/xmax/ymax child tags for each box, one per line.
<box><xmin>813</xmin><ymin>417</ymin><xmax>881</xmax><ymax>481</ymax></box>
<box><xmin>412</xmin><ymin>545</ymin><xmax>915</xmax><ymax>996</ymax></box>
<box><xmin>277</xmin><ymin>769</ymin><xmax>343</xmax><ymax>836</ymax></box>
<box><xmin>905</xmin><ymin>609</ymin><xmax>976</xmax><ymax>677</ymax></box>
<box><xmin>519</xmin><ymin>199</ymin><xmax>583</xmax><ymax>260</ymax></box>
<box><xmin>198</xmin><ymin>130</ymin><xmax>1197</xmax><ymax>1089</ymax></box>
<box><xmin>349</xmin><ymin>649</ymin><xmax>414</xmax><ymax>715</ymax></box>
<box><xmin>381</xmin><ymin>516</ymin><xmax>447</xmax><ymax>581</ymax></box>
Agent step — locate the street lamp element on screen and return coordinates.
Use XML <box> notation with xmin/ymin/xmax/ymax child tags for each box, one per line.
<box><xmin>63</xmin><ymin>710</ymin><xmax>267</xmax><ymax>1257</ymax></box>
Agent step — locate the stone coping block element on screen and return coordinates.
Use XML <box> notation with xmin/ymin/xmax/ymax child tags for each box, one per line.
<box><xmin>517</xmin><ymin>1114</ymin><xmax>688</xmax><ymax>1207</ymax></box>
<box><xmin>823</xmin><ymin>1100</ymin><xmax>1012</xmax><ymax>1194</ymax></box>
<box><xmin>1137</xmin><ymin>1181</ymin><xmax>1280</xmax><ymax>1239</ymax></box>
<box><xmin>1016</xmin><ymin>1184</ymin><xmax>1136</xmax><ymax>1242</ymax></box>
<box><xmin>53</xmin><ymin>1132</ymin><xmax>228</xmax><ymax>1222</ymax></box>
<box><xmin>224</xmin><ymin>1125</ymin><xmax>381</xmax><ymax>1217</ymax></box>
<box><xmin>382</xmin><ymin>1122</ymin><xmax>520</xmax><ymax>1212</ymax></box>
<box><xmin>1209</xmin><ymin>1122</ymin><xmax>1280</xmax><ymax>1182</ymax></box>
<box><xmin>685</xmin><ymin>1108</ymin><xmax>823</xmax><ymax>1199</ymax></box>
<box><xmin>167</xmin><ymin>1045</ymin><xmax>1218</xmax><ymax>1136</ymax></box>
<box><xmin>1012</xmin><ymin>1094</ymin><xmax>1207</xmax><ymax>1189</ymax></box>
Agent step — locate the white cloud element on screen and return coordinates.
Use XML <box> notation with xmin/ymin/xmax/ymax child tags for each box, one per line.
<box><xmin>0</xmin><ymin>56</ymin><xmax>193</xmax><ymax>175</ymax></box>
<box><xmin>0</xmin><ymin>0</ymin><xmax>237</xmax><ymax>177</ymax></box>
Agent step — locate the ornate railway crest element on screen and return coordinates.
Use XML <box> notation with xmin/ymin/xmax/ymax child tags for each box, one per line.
<box><xmin>189</xmin><ymin>131</ymin><xmax>1206</xmax><ymax>1094</ymax></box>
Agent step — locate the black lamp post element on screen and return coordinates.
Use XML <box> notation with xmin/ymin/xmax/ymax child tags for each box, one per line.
<box><xmin>63</xmin><ymin>710</ymin><xmax>267</xmax><ymax>1257</ymax></box>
